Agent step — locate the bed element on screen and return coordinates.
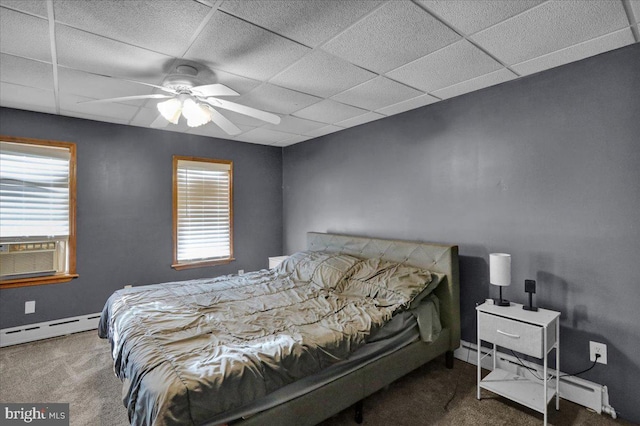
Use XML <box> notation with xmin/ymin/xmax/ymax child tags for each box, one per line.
<box><xmin>99</xmin><ymin>232</ymin><xmax>460</xmax><ymax>426</ymax></box>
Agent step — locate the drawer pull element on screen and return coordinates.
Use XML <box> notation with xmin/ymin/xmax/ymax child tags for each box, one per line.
<box><xmin>497</xmin><ymin>329</ymin><xmax>520</xmax><ymax>339</ymax></box>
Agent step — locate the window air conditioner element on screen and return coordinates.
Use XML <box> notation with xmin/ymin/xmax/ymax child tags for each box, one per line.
<box><xmin>0</xmin><ymin>242</ymin><xmax>58</xmax><ymax>279</ymax></box>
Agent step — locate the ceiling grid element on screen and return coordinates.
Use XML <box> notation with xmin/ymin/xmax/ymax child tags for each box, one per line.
<box><xmin>45</xmin><ymin>0</ymin><xmax>59</xmax><ymax>114</ymax></box>
<box><xmin>0</xmin><ymin>0</ymin><xmax>637</xmax><ymax>146</ymax></box>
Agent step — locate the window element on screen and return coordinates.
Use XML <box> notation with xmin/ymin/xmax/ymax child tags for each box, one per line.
<box><xmin>172</xmin><ymin>156</ymin><xmax>234</xmax><ymax>269</ymax></box>
<box><xmin>0</xmin><ymin>136</ymin><xmax>77</xmax><ymax>288</ymax></box>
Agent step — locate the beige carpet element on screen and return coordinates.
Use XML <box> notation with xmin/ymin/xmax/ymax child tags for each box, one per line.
<box><xmin>0</xmin><ymin>331</ymin><xmax>634</xmax><ymax>426</ymax></box>
<box><xmin>0</xmin><ymin>331</ymin><xmax>128</xmax><ymax>426</ymax></box>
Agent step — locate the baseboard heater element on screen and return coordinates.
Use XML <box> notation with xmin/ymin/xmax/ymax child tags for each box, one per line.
<box><xmin>0</xmin><ymin>313</ymin><xmax>101</xmax><ymax>347</ymax></box>
<box><xmin>455</xmin><ymin>340</ymin><xmax>617</xmax><ymax>419</ymax></box>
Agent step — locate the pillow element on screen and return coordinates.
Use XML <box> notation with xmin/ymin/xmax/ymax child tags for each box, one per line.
<box><xmin>275</xmin><ymin>251</ymin><xmax>361</xmax><ymax>289</ymax></box>
<box><xmin>335</xmin><ymin>258</ymin><xmax>442</xmax><ymax>309</ymax></box>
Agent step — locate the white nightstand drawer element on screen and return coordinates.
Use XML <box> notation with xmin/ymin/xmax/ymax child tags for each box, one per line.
<box><xmin>479</xmin><ymin>312</ymin><xmax>546</xmax><ymax>358</ymax></box>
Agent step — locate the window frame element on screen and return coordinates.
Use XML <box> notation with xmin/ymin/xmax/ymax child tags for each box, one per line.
<box><xmin>0</xmin><ymin>135</ymin><xmax>78</xmax><ymax>289</ymax></box>
<box><xmin>172</xmin><ymin>155</ymin><xmax>234</xmax><ymax>270</ymax></box>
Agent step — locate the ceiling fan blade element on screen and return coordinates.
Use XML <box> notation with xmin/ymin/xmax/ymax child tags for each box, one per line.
<box><xmin>109</xmin><ymin>76</ymin><xmax>177</xmax><ymax>94</ymax></box>
<box><xmin>79</xmin><ymin>94</ymin><xmax>173</xmax><ymax>104</ymax></box>
<box><xmin>204</xmin><ymin>98</ymin><xmax>281</xmax><ymax>125</ymax></box>
<box><xmin>207</xmin><ymin>108</ymin><xmax>242</xmax><ymax>135</ymax></box>
<box><xmin>85</xmin><ymin>72</ymin><xmax>178</xmax><ymax>94</ymax></box>
<box><xmin>150</xmin><ymin>114</ymin><xmax>170</xmax><ymax>128</ymax></box>
<box><xmin>191</xmin><ymin>84</ymin><xmax>239</xmax><ymax>97</ymax></box>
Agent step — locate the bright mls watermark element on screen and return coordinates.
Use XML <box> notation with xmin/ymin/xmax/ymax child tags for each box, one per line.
<box><xmin>1</xmin><ymin>404</ymin><xmax>68</xmax><ymax>425</ymax></box>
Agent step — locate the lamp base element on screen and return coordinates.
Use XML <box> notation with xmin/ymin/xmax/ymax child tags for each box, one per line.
<box><xmin>493</xmin><ymin>298</ymin><xmax>510</xmax><ymax>307</ymax></box>
<box><xmin>523</xmin><ymin>305</ymin><xmax>538</xmax><ymax>311</ymax></box>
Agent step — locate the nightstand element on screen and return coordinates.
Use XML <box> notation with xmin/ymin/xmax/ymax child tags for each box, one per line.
<box><xmin>476</xmin><ymin>302</ymin><xmax>560</xmax><ymax>425</ymax></box>
<box><xmin>268</xmin><ymin>256</ymin><xmax>288</xmax><ymax>269</ymax></box>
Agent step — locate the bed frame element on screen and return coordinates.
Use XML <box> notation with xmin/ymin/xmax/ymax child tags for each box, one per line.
<box><xmin>233</xmin><ymin>232</ymin><xmax>460</xmax><ymax>426</ymax></box>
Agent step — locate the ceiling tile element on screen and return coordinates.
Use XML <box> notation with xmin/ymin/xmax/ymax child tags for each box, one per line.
<box><xmin>303</xmin><ymin>124</ymin><xmax>343</xmax><ymax>138</ymax></box>
<box><xmin>418</xmin><ymin>0</ymin><xmax>544</xmax><ymax>35</ymax></box>
<box><xmin>293</xmin><ymin>99</ymin><xmax>367</xmax><ymax>124</ymax></box>
<box><xmin>0</xmin><ymin>0</ymin><xmax>48</xmax><ymax>18</ymax></box>
<box><xmin>512</xmin><ymin>28</ymin><xmax>636</xmax><ymax>76</ymax></box>
<box><xmin>55</xmin><ymin>25</ymin><xmax>172</xmax><ymax>83</ymax></box>
<box><xmin>331</xmin><ymin>76</ymin><xmax>423</xmax><ymax>111</ymax></box>
<box><xmin>0</xmin><ymin>54</ymin><xmax>53</xmax><ymax>90</ymax></box>
<box><xmin>53</xmin><ymin>0</ymin><xmax>211</xmax><ymax>57</ymax></box>
<box><xmin>208</xmin><ymin>68</ymin><xmax>261</xmax><ymax>95</ymax></box>
<box><xmin>0</xmin><ymin>81</ymin><xmax>56</xmax><ymax>113</ymax></box>
<box><xmin>265</xmin><ymin>115</ymin><xmax>326</xmax><ymax>134</ymax></box>
<box><xmin>273</xmin><ymin>134</ymin><xmax>311</xmax><ymax>146</ymax></box>
<box><xmin>184</xmin><ymin>10</ymin><xmax>310</xmax><ymax>81</ymax></box>
<box><xmin>58</xmin><ymin>67</ymin><xmax>154</xmax><ymax>107</ymax></box>
<box><xmin>387</xmin><ymin>40</ymin><xmax>502</xmax><ymax>92</ymax></box>
<box><xmin>431</xmin><ymin>68</ymin><xmax>516</xmax><ymax>99</ymax></box>
<box><xmin>269</xmin><ymin>50</ymin><xmax>375</xmax><ymax>98</ymax></box>
<box><xmin>336</xmin><ymin>111</ymin><xmax>386</xmax><ymax>128</ymax></box>
<box><xmin>216</xmin><ymin>108</ymin><xmax>268</xmax><ymax>128</ymax></box>
<box><xmin>631</xmin><ymin>1</ymin><xmax>640</xmax><ymax>23</ymax></box>
<box><xmin>161</xmin><ymin>117</ymin><xmax>192</xmax><ymax>133</ymax></box>
<box><xmin>59</xmin><ymin>110</ymin><xmax>130</xmax><ymax>125</ymax></box>
<box><xmin>375</xmin><ymin>94</ymin><xmax>439</xmax><ymax>116</ymax></box>
<box><xmin>59</xmin><ymin>93</ymin><xmax>140</xmax><ymax>121</ymax></box>
<box><xmin>130</xmin><ymin>107</ymin><xmax>161</xmax><ymax>127</ymax></box>
<box><xmin>0</xmin><ymin>8</ymin><xmax>51</xmax><ymax>62</ymax></box>
<box><xmin>322</xmin><ymin>0</ymin><xmax>460</xmax><ymax>73</ymax></box>
<box><xmin>236</xmin><ymin>84</ymin><xmax>321</xmax><ymax>115</ymax></box>
<box><xmin>220</xmin><ymin>0</ymin><xmax>383</xmax><ymax>48</ymax></box>
<box><xmin>470</xmin><ymin>0</ymin><xmax>630</xmax><ymax>65</ymax></box>
<box><xmin>188</xmin><ymin>122</ymin><xmax>252</xmax><ymax>139</ymax></box>
<box><xmin>235</xmin><ymin>127</ymin><xmax>295</xmax><ymax>145</ymax></box>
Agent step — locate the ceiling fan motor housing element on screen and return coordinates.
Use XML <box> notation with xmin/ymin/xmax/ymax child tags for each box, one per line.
<box><xmin>163</xmin><ymin>65</ymin><xmax>204</xmax><ymax>92</ymax></box>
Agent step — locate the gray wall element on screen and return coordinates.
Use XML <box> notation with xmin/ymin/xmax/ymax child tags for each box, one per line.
<box><xmin>283</xmin><ymin>44</ymin><xmax>640</xmax><ymax>423</ymax></box>
<box><xmin>0</xmin><ymin>108</ymin><xmax>283</xmax><ymax>329</ymax></box>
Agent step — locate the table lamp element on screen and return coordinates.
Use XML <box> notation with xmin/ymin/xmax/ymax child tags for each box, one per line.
<box><xmin>490</xmin><ymin>253</ymin><xmax>511</xmax><ymax>306</ymax></box>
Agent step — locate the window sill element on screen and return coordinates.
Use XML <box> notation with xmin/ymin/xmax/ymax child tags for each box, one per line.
<box><xmin>172</xmin><ymin>258</ymin><xmax>235</xmax><ymax>270</ymax></box>
<box><xmin>0</xmin><ymin>273</ymin><xmax>79</xmax><ymax>289</ymax></box>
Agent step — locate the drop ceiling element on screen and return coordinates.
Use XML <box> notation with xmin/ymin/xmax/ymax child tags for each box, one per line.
<box><xmin>0</xmin><ymin>0</ymin><xmax>638</xmax><ymax>146</ymax></box>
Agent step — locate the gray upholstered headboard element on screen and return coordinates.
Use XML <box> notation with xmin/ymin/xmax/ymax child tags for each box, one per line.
<box><xmin>307</xmin><ymin>232</ymin><xmax>460</xmax><ymax>351</ymax></box>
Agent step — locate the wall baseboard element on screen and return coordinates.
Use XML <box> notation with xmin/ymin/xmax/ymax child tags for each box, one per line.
<box><xmin>0</xmin><ymin>313</ymin><xmax>101</xmax><ymax>347</ymax></box>
<box><xmin>455</xmin><ymin>340</ymin><xmax>617</xmax><ymax>419</ymax></box>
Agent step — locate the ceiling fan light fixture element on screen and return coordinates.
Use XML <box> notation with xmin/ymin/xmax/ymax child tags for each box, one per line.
<box><xmin>76</xmin><ymin>62</ymin><xmax>277</xmax><ymax>134</ymax></box>
<box><xmin>157</xmin><ymin>98</ymin><xmax>182</xmax><ymax>124</ymax></box>
<box><xmin>182</xmin><ymin>98</ymin><xmax>212</xmax><ymax>128</ymax></box>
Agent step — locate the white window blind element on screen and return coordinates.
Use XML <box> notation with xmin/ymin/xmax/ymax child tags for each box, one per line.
<box><xmin>175</xmin><ymin>158</ymin><xmax>233</xmax><ymax>264</ymax></box>
<box><xmin>0</xmin><ymin>141</ymin><xmax>71</xmax><ymax>239</ymax></box>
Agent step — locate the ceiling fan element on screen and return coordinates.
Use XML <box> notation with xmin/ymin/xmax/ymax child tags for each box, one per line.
<box><xmin>80</xmin><ymin>64</ymin><xmax>280</xmax><ymax>135</ymax></box>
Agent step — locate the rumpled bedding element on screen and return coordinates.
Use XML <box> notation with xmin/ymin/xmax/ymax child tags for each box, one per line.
<box><xmin>98</xmin><ymin>251</ymin><xmax>440</xmax><ymax>426</ymax></box>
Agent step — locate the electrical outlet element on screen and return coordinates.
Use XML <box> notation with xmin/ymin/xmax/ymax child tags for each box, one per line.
<box><xmin>25</xmin><ymin>300</ymin><xmax>35</xmax><ymax>314</ymax></box>
<box><xmin>124</xmin><ymin>285</ymin><xmax>132</xmax><ymax>288</ymax></box>
<box><xmin>590</xmin><ymin>341</ymin><xmax>607</xmax><ymax>365</ymax></box>
<box><xmin>238</xmin><ymin>269</ymin><xmax>245</xmax><ymax>275</ymax></box>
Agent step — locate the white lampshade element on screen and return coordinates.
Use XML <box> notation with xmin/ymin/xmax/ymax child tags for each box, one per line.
<box><xmin>182</xmin><ymin>98</ymin><xmax>212</xmax><ymax>128</ymax></box>
<box><xmin>490</xmin><ymin>253</ymin><xmax>511</xmax><ymax>287</ymax></box>
<box><xmin>157</xmin><ymin>98</ymin><xmax>182</xmax><ymax>124</ymax></box>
